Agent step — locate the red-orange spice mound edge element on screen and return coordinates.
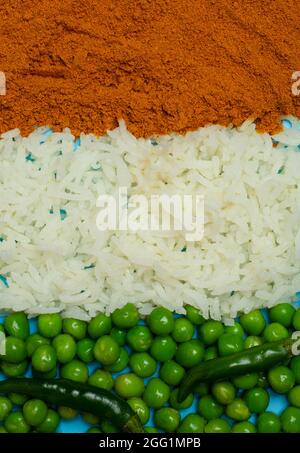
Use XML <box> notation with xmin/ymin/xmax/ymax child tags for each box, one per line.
<box><xmin>0</xmin><ymin>0</ymin><xmax>300</xmax><ymax>138</ymax></box>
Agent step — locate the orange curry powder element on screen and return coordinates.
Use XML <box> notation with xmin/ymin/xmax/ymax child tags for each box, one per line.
<box><xmin>0</xmin><ymin>0</ymin><xmax>300</xmax><ymax>137</ymax></box>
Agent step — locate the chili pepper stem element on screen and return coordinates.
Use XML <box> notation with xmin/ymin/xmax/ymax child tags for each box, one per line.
<box><xmin>123</xmin><ymin>414</ymin><xmax>146</xmax><ymax>433</ymax></box>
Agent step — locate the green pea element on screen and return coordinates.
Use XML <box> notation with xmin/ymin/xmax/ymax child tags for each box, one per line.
<box><xmin>76</xmin><ymin>338</ymin><xmax>95</xmax><ymax>363</ymax></box>
<box><xmin>290</xmin><ymin>356</ymin><xmax>300</xmax><ymax>384</ymax></box>
<box><xmin>225</xmin><ymin>322</ymin><xmax>244</xmax><ymax>337</ymax></box>
<box><xmin>150</xmin><ymin>336</ymin><xmax>176</xmax><ymax>362</ymax></box>
<box><xmin>232</xmin><ymin>372</ymin><xmax>258</xmax><ymax>390</ymax></box>
<box><xmin>154</xmin><ymin>408</ymin><xmax>180</xmax><ymax>433</ymax></box>
<box><xmin>263</xmin><ymin>323</ymin><xmax>289</xmax><ymax>342</ymax></box>
<box><xmin>38</xmin><ymin>314</ymin><xmax>62</xmax><ymax>338</ymax></box>
<box><xmin>4</xmin><ymin>336</ymin><xmax>27</xmax><ymax>363</ymax></box>
<box><xmin>159</xmin><ymin>360</ymin><xmax>185</xmax><ymax>386</ymax></box>
<box><xmin>88</xmin><ymin>369</ymin><xmax>113</xmax><ymax>391</ymax></box>
<box><xmin>269</xmin><ymin>303</ymin><xmax>295</xmax><ymax>327</ymax></box>
<box><xmin>0</xmin><ymin>397</ymin><xmax>12</xmax><ymax>421</ymax></box>
<box><xmin>240</xmin><ymin>310</ymin><xmax>265</xmax><ymax>335</ymax></box>
<box><xmin>175</xmin><ymin>339</ymin><xmax>204</xmax><ymax>368</ymax></box>
<box><xmin>127</xmin><ymin>326</ymin><xmax>152</xmax><ymax>352</ymax></box>
<box><xmin>4</xmin><ymin>312</ymin><xmax>29</xmax><ymax>340</ymax></box>
<box><xmin>4</xmin><ymin>411</ymin><xmax>30</xmax><ymax>433</ymax></box>
<box><xmin>185</xmin><ymin>305</ymin><xmax>205</xmax><ymax>325</ymax></box>
<box><xmin>198</xmin><ymin>395</ymin><xmax>223</xmax><ymax>420</ymax></box>
<box><xmin>61</xmin><ymin>359</ymin><xmax>88</xmax><ymax>383</ymax></box>
<box><xmin>211</xmin><ymin>381</ymin><xmax>236</xmax><ymax>405</ymax></box>
<box><xmin>226</xmin><ymin>398</ymin><xmax>250</xmax><ymax>421</ymax></box>
<box><xmin>169</xmin><ymin>389</ymin><xmax>193</xmax><ymax>410</ymax></box>
<box><xmin>83</xmin><ymin>413</ymin><xmax>99</xmax><ymax>425</ymax></box>
<box><xmin>87</xmin><ymin>427</ymin><xmax>102</xmax><ymax>433</ymax></box>
<box><xmin>111</xmin><ymin>304</ymin><xmax>138</xmax><ymax>329</ymax></box>
<box><xmin>1</xmin><ymin>360</ymin><xmax>28</xmax><ymax>377</ymax></box>
<box><xmin>288</xmin><ymin>386</ymin><xmax>300</xmax><ymax>408</ymax></box>
<box><xmin>110</xmin><ymin>327</ymin><xmax>126</xmax><ymax>346</ymax></box>
<box><xmin>23</xmin><ymin>399</ymin><xmax>48</xmax><ymax>426</ymax></box>
<box><xmin>218</xmin><ymin>333</ymin><xmax>244</xmax><ymax>357</ymax></box>
<box><xmin>244</xmin><ymin>335</ymin><xmax>263</xmax><ymax>349</ymax></box>
<box><xmin>268</xmin><ymin>365</ymin><xmax>295</xmax><ymax>393</ymax></box>
<box><xmin>147</xmin><ymin>307</ymin><xmax>174</xmax><ymax>336</ymax></box>
<box><xmin>94</xmin><ymin>335</ymin><xmax>120</xmax><ymax>365</ymax></box>
<box><xmin>114</xmin><ymin>373</ymin><xmax>145</xmax><ymax>399</ymax></box>
<box><xmin>231</xmin><ymin>421</ymin><xmax>256</xmax><ymax>433</ymax></box>
<box><xmin>8</xmin><ymin>393</ymin><xmax>29</xmax><ymax>405</ymax></box>
<box><xmin>203</xmin><ymin>346</ymin><xmax>218</xmax><ymax>361</ymax></box>
<box><xmin>177</xmin><ymin>414</ymin><xmax>206</xmax><ymax>433</ymax></box>
<box><xmin>33</xmin><ymin>366</ymin><xmax>57</xmax><ymax>379</ymax></box>
<box><xmin>128</xmin><ymin>398</ymin><xmax>150</xmax><ymax>424</ymax></box>
<box><xmin>32</xmin><ymin>345</ymin><xmax>56</xmax><ymax>373</ymax></box>
<box><xmin>199</xmin><ymin>320</ymin><xmax>224</xmax><ymax>345</ymax></box>
<box><xmin>129</xmin><ymin>352</ymin><xmax>156</xmax><ymax>378</ymax></box>
<box><xmin>281</xmin><ymin>406</ymin><xmax>300</xmax><ymax>433</ymax></box>
<box><xmin>58</xmin><ymin>406</ymin><xmax>78</xmax><ymax>420</ymax></box>
<box><xmin>204</xmin><ymin>418</ymin><xmax>230</xmax><ymax>433</ymax></box>
<box><xmin>100</xmin><ymin>421</ymin><xmax>119</xmax><ymax>433</ymax></box>
<box><xmin>293</xmin><ymin>309</ymin><xmax>300</xmax><ymax>331</ymax></box>
<box><xmin>257</xmin><ymin>372</ymin><xmax>268</xmax><ymax>388</ymax></box>
<box><xmin>88</xmin><ymin>314</ymin><xmax>112</xmax><ymax>339</ymax></box>
<box><xmin>36</xmin><ymin>409</ymin><xmax>60</xmax><ymax>433</ymax></box>
<box><xmin>172</xmin><ymin>318</ymin><xmax>194</xmax><ymax>343</ymax></box>
<box><xmin>244</xmin><ymin>387</ymin><xmax>270</xmax><ymax>413</ymax></box>
<box><xmin>143</xmin><ymin>378</ymin><xmax>170</xmax><ymax>409</ymax></box>
<box><xmin>63</xmin><ymin>318</ymin><xmax>87</xmax><ymax>340</ymax></box>
<box><xmin>145</xmin><ymin>426</ymin><xmax>159</xmax><ymax>433</ymax></box>
<box><xmin>52</xmin><ymin>334</ymin><xmax>76</xmax><ymax>364</ymax></box>
<box><xmin>106</xmin><ymin>348</ymin><xmax>129</xmax><ymax>372</ymax></box>
<box><xmin>257</xmin><ymin>412</ymin><xmax>281</xmax><ymax>433</ymax></box>
<box><xmin>26</xmin><ymin>333</ymin><xmax>50</xmax><ymax>357</ymax></box>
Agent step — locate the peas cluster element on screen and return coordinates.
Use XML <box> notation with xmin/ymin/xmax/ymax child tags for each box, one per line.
<box><xmin>0</xmin><ymin>303</ymin><xmax>300</xmax><ymax>433</ymax></box>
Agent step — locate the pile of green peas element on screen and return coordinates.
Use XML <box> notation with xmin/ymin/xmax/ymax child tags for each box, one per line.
<box><xmin>0</xmin><ymin>302</ymin><xmax>300</xmax><ymax>433</ymax></box>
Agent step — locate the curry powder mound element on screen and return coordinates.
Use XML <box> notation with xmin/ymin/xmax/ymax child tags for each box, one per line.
<box><xmin>0</xmin><ymin>0</ymin><xmax>300</xmax><ymax>136</ymax></box>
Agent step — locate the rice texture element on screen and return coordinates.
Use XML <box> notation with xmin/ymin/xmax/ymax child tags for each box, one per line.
<box><xmin>1</xmin><ymin>119</ymin><xmax>300</xmax><ymax>320</ymax></box>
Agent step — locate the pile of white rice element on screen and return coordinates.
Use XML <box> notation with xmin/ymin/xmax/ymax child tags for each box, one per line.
<box><xmin>1</xmin><ymin>118</ymin><xmax>300</xmax><ymax>321</ymax></box>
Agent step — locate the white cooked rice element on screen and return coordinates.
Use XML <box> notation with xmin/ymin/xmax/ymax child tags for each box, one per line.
<box><xmin>1</xmin><ymin>118</ymin><xmax>300</xmax><ymax>321</ymax></box>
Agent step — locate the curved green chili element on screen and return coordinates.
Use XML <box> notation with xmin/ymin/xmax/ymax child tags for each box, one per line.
<box><xmin>178</xmin><ymin>339</ymin><xmax>294</xmax><ymax>403</ymax></box>
<box><xmin>0</xmin><ymin>378</ymin><xmax>145</xmax><ymax>433</ymax></box>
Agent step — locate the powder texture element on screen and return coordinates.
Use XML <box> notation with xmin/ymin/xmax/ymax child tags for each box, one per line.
<box><xmin>0</xmin><ymin>0</ymin><xmax>300</xmax><ymax>136</ymax></box>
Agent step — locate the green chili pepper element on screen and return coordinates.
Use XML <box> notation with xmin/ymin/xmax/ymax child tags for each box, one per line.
<box><xmin>0</xmin><ymin>378</ymin><xmax>145</xmax><ymax>433</ymax></box>
<box><xmin>178</xmin><ymin>339</ymin><xmax>294</xmax><ymax>403</ymax></box>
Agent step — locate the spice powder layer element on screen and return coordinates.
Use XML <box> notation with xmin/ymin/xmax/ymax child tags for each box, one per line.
<box><xmin>0</xmin><ymin>0</ymin><xmax>300</xmax><ymax>136</ymax></box>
